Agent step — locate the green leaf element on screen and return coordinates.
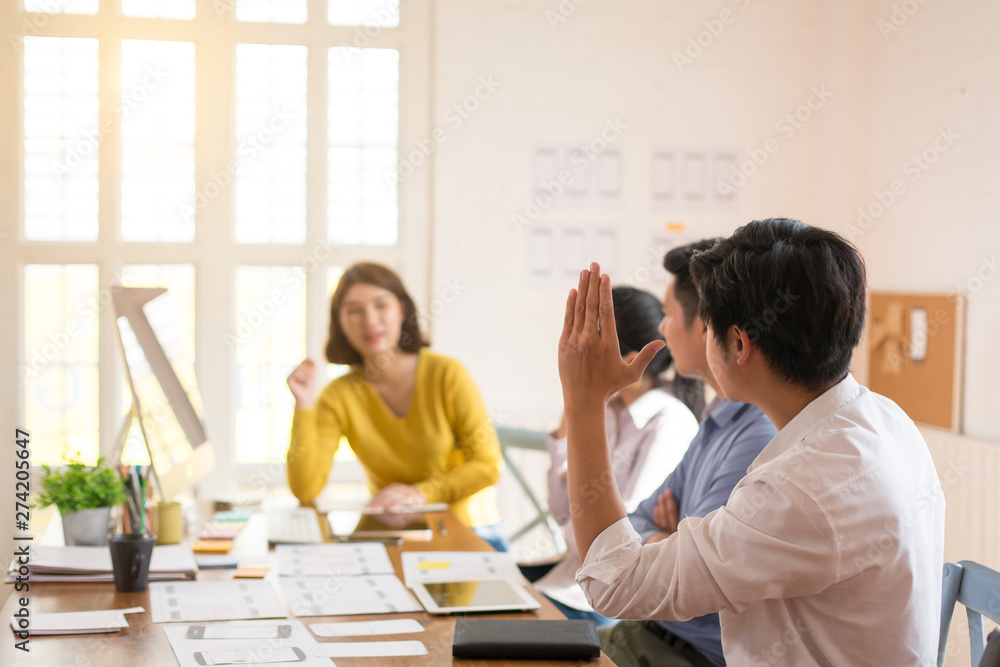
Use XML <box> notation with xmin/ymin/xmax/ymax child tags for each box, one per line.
<box><xmin>34</xmin><ymin>457</ymin><xmax>129</xmax><ymax>514</ymax></box>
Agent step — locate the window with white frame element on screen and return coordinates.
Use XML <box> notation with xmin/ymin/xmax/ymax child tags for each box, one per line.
<box><xmin>8</xmin><ymin>1</ymin><xmax>428</xmax><ymax>489</ymax></box>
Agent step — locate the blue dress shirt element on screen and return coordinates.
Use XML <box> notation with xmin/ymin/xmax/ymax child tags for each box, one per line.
<box><xmin>628</xmin><ymin>398</ymin><xmax>776</xmax><ymax>667</ymax></box>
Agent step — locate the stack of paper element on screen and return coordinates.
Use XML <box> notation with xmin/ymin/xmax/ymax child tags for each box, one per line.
<box><xmin>7</xmin><ymin>544</ymin><xmax>197</xmax><ymax>583</ymax></box>
<box><xmin>281</xmin><ymin>575</ymin><xmax>422</xmax><ymax>616</ymax></box>
<box><xmin>149</xmin><ymin>580</ymin><xmax>286</xmax><ymax>623</ymax></box>
<box><xmin>276</xmin><ymin>543</ymin><xmax>395</xmax><ymax>577</ymax></box>
<box><xmin>10</xmin><ymin>607</ymin><xmax>144</xmax><ymax>635</ymax></box>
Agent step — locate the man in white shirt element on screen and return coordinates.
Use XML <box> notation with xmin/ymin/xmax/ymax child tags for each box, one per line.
<box><xmin>557</xmin><ymin>218</ymin><xmax>945</xmax><ymax>665</ymax></box>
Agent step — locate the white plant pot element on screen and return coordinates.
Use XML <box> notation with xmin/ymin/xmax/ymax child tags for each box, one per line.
<box><xmin>61</xmin><ymin>507</ymin><xmax>111</xmax><ymax>546</ymax></box>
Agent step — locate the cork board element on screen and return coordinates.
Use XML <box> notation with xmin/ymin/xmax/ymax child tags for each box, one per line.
<box><xmin>868</xmin><ymin>292</ymin><xmax>964</xmax><ymax>432</ymax></box>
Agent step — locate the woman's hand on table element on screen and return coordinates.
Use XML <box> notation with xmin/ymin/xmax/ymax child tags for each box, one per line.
<box><xmin>368</xmin><ymin>483</ymin><xmax>427</xmax><ymax>528</ymax></box>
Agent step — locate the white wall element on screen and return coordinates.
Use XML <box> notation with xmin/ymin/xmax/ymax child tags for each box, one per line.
<box><xmin>421</xmin><ymin>0</ymin><xmax>841</xmax><ymax>426</ymax></box>
<box><xmin>414</xmin><ymin>0</ymin><xmax>999</xmax><ymax>445</ymax></box>
<box><xmin>858</xmin><ymin>0</ymin><xmax>1000</xmax><ymax>441</ymax></box>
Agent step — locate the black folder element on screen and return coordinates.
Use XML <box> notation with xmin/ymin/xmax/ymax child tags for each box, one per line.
<box><xmin>451</xmin><ymin>618</ymin><xmax>601</xmax><ymax>661</ymax></box>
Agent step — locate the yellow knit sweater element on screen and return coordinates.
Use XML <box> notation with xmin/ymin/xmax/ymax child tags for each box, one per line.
<box><xmin>287</xmin><ymin>349</ymin><xmax>502</xmax><ymax>527</ymax></box>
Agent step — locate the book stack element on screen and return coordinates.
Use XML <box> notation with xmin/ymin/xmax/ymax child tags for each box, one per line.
<box><xmin>191</xmin><ymin>509</ymin><xmax>252</xmax><ymax>554</ymax></box>
<box><xmin>7</xmin><ymin>544</ymin><xmax>198</xmax><ymax>583</ymax></box>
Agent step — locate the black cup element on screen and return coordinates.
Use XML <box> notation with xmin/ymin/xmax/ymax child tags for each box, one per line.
<box><xmin>108</xmin><ymin>534</ymin><xmax>156</xmax><ymax>592</ymax></box>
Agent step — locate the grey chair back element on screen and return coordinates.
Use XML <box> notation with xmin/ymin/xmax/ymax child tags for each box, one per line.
<box><xmin>495</xmin><ymin>427</ymin><xmax>566</xmax><ymax>554</ymax></box>
<box><xmin>939</xmin><ymin>561</ymin><xmax>1000</xmax><ymax>666</ymax></box>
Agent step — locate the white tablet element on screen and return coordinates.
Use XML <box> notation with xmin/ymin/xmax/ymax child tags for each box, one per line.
<box><xmin>410</xmin><ymin>578</ymin><xmax>541</xmax><ymax>615</ymax></box>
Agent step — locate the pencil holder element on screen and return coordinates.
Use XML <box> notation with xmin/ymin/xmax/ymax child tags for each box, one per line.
<box><xmin>108</xmin><ymin>533</ymin><xmax>156</xmax><ymax>592</ymax></box>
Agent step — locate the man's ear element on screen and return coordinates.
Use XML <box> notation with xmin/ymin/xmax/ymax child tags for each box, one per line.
<box><xmin>732</xmin><ymin>326</ymin><xmax>753</xmax><ymax>365</ymax></box>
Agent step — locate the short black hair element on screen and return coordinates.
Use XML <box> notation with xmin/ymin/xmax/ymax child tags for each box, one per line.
<box><xmin>663</xmin><ymin>238</ymin><xmax>721</xmax><ymax>327</ymax></box>
<box><xmin>612</xmin><ymin>286</ymin><xmax>673</xmax><ymax>379</ymax></box>
<box><xmin>688</xmin><ymin>218</ymin><xmax>866</xmax><ymax>391</ymax></box>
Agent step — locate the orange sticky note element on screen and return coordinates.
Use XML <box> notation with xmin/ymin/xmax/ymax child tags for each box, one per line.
<box><xmin>234</xmin><ymin>567</ymin><xmax>270</xmax><ymax>579</ymax></box>
<box><xmin>192</xmin><ymin>539</ymin><xmax>233</xmax><ymax>553</ymax></box>
<box><xmin>417</xmin><ymin>561</ymin><xmax>451</xmax><ymax>570</ymax></box>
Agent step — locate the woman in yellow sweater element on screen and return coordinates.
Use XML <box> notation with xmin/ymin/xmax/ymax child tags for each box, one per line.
<box><xmin>286</xmin><ymin>262</ymin><xmax>507</xmax><ymax>550</ymax></box>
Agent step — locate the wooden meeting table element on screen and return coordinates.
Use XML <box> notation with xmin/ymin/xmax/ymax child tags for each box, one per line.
<box><xmin>1</xmin><ymin>509</ymin><xmax>617</xmax><ymax>666</ymax></box>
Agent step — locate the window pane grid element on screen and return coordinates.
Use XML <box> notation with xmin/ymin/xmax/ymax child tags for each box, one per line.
<box><xmin>121</xmin><ymin>0</ymin><xmax>196</xmax><ymax>20</ymax></box>
<box><xmin>329</xmin><ymin>0</ymin><xmax>399</xmax><ymax>27</ymax></box>
<box><xmin>328</xmin><ymin>48</ymin><xmax>399</xmax><ymax>245</ymax></box>
<box><xmin>24</xmin><ymin>265</ymin><xmax>99</xmax><ymax>466</ymax></box>
<box><xmin>235</xmin><ymin>44</ymin><xmax>308</xmax><ymax>244</ymax></box>
<box><xmin>24</xmin><ymin>0</ymin><xmax>98</xmax><ymax>14</ymax></box>
<box><xmin>234</xmin><ymin>267</ymin><xmax>305</xmax><ymax>463</ymax></box>
<box><xmin>121</xmin><ymin>40</ymin><xmax>196</xmax><ymax>243</ymax></box>
<box><xmin>237</xmin><ymin>0</ymin><xmax>307</xmax><ymax>24</ymax></box>
<box><xmin>17</xmin><ymin>7</ymin><xmax>408</xmax><ymax>480</ymax></box>
<box><xmin>23</xmin><ymin>37</ymin><xmax>99</xmax><ymax>242</ymax></box>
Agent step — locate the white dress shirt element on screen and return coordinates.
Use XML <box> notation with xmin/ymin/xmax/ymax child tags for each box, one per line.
<box><xmin>538</xmin><ymin>388</ymin><xmax>699</xmax><ymax>611</ymax></box>
<box><xmin>577</xmin><ymin>374</ymin><xmax>945</xmax><ymax>666</ymax></box>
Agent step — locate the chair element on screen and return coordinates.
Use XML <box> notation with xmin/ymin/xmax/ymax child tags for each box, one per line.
<box><xmin>495</xmin><ymin>427</ymin><xmax>566</xmax><ymax>554</ymax></box>
<box><xmin>938</xmin><ymin>561</ymin><xmax>1000</xmax><ymax>666</ymax></box>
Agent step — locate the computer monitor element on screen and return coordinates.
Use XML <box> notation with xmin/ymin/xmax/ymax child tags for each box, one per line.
<box><xmin>112</xmin><ymin>286</ymin><xmax>215</xmax><ymax>500</ymax></box>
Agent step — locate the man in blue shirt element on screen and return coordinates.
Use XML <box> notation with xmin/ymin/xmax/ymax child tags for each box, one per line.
<box><xmin>598</xmin><ymin>240</ymin><xmax>777</xmax><ymax>667</ymax></box>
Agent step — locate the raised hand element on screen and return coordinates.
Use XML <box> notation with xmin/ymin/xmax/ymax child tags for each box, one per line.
<box><xmin>557</xmin><ymin>263</ymin><xmax>665</xmax><ymax>410</ymax></box>
<box><xmin>287</xmin><ymin>359</ymin><xmax>317</xmax><ymax>409</ymax></box>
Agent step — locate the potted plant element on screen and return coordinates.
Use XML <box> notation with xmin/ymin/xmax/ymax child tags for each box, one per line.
<box><xmin>36</xmin><ymin>458</ymin><xmax>128</xmax><ymax>546</ymax></box>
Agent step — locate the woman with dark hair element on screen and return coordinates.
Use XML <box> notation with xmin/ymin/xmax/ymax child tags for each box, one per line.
<box><xmin>528</xmin><ymin>286</ymin><xmax>699</xmax><ymax>621</ymax></box>
<box><xmin>285</xmin><ymin>262</ymin><xmax>507</xmax><ymax>550</ymax></box>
